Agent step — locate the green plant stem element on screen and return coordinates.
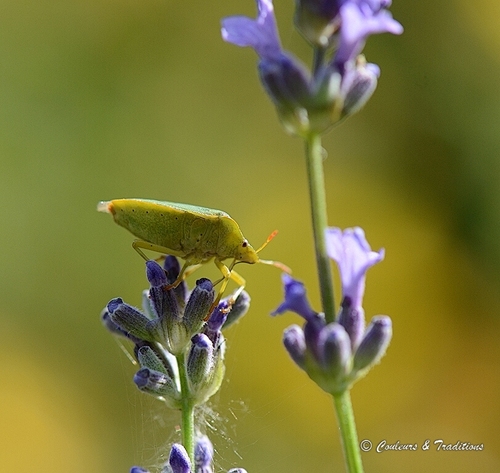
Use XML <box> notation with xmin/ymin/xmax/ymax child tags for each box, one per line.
<box><xmin>177</xmin><ymin>351</ymin><xmax>195</xmax><ymax>463</ymax></box>
<box><xmin>333</xmin><ymin>391</ymin><xmax>364</xmax><ymax>473</ymax></box>
<box><xmin>304</xmin><ymin>132</ymin><xmax>336</xmax><ymax>323</ymax></box>
<box><xmin>305</xmin><ymin>133</ymin><xmax>363</xmax><ymax>472</ymax></box>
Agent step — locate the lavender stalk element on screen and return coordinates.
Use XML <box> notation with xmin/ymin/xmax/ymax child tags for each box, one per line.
<box><xmin>222</xmin><ymin>1</ymin><xmax>402</xmax><ymax>472</ymax></box>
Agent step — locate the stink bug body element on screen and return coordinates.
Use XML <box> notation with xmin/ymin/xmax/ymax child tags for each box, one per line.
<box><xmin>98</xmin><ymin>198</ymin><xmax>289</xmax><ymax>312</ymax></box>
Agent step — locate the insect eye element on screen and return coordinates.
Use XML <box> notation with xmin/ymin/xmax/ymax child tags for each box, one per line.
<box><xmin>242</xmin><ymin>240</ymin><xmax>248</xmax><ymax>248</ymax></box>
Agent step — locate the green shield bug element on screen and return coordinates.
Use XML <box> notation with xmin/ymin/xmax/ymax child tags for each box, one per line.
<box><xmin>98</xmin><ymin>198</ymin><xmax>290</xmax><ymax>314</ymax></box>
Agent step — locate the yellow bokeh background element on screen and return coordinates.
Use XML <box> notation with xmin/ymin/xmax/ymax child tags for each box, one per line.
<box><xmin>1</xmin><ymin>0</ymin><xmax>499</xmax><ymax>472</ymax></box>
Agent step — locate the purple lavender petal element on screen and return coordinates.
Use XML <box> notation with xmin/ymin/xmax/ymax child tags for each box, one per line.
<box><xmin>325</xmin><ymin>227</ymin><xmax>384</xmax><ymax>309</ymax></box>
<box><xmin>334</xmin><ymin>0</ymin><xmax>403</xmax><ymax>67</ymax></box>
<box><xmin>271</xmin><ymin>273</ymin><xmax>317</xmax><ymax>321</ymax></box>
<box><xmin>221</xmin><ymin>0</ymin><xmax>282</xmax><ymax>60</ymax></box>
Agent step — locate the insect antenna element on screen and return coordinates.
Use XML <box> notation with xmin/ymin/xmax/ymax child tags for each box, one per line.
<box><xmin>256</xmin><ymin>230</ymin><xmax>292</xmax><ymax>274</ymax></box>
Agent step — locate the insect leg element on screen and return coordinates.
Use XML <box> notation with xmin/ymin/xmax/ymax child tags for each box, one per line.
<box><xmin>205</xmin><ymin>260</ymin><xmax>247</xmax><ymax>320</ymax></box>
<box><xmin>181</xmin><ymin>263</ymin><xmax>203</xmax><ymax>279</ymax></box>
<box><xmin>213</xmin><ymin>258</ymin><xmax>231</xmax><ymax>295</ymax></box>
<box><xmin>165</xmin><ymin>259</ymin><xmax>200</xmax><ymax>289</ymax></box>
<box><xmin>205</xmin><ymin>259</ymin><xmax>231</xmax><ymax>318</ymax></box>
<box><xmin>132</xmin><ymin>239</ymin><xmax>185</xmax><ymax>260</ymax></box>
<box><xmin>131</xmin><ymin>239</ymin><xmax>200</xmax><ymax>289</ymax></box>
<box><xmin>226</xmin><ymin>269</ymin><xmax>246</xmax><ymax>304</ymax></box>
<box><xmin>131</xmin><ymin>240</ymin><xmax>151</xmax><ymax>261</ymax></box>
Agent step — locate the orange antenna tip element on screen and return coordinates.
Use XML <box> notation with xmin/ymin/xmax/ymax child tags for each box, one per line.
<box><xmin>256</xmin><ymin>230</ymin><xmax>279</xmax><ymax>254</ymax></box>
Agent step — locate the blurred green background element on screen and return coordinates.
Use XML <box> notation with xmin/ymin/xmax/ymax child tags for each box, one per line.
<box><xmin>1</xmin><ymin>0</ymin><xmax>499</xmax><ymax>471</ymax></box>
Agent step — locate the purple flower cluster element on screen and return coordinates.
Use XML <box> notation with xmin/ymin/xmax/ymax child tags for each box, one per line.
<box><xmin>102</xmin><ymin>257</ymin><xmax>250</xmax><ymax>408</ymax></box>
<box><xmin>222</xmin><ymin>0</ymin><xmax>402</xmax><ymax>135</ymax></box>
<box><xmin>272</xmin><ymin>227</ymin><xmax>391</xmax><ymax>394</ymax></box>
<box><xmin>131</xmin><ymin>435</ymin><xmax>247</xmax><ymax>473</ymax></box>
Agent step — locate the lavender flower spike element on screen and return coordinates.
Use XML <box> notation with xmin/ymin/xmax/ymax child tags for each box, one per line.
<box><xmin>222</xmin><ymin>0</ymin><xmax>317</xmax><ymax>135</ymax></box>
<box><xmin>325</xmin><ymin>227</ymin><xmax>384</xmax><ymax>310</ymax></box>
<box><xmin>222</xmin><ymin>0</ymin><xmax>402</xmax><ymax>132</ymax></box>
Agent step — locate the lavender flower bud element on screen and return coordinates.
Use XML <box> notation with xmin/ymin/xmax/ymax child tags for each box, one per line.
<box><xmin>133</xmin><ymin>368</ymin><xmax>180</xmax><ymax>407</ymax></box>
<box><xmin>340</xmin><ymin>60</ymin><xmax>379</xmax><ymax>118</ymax></box>
<box><xmin>183</xmin><ymin>278</ymin><xmax>214</xmax><ymax>333</ymax></box>
<box><xmin>223</xmin><ymin>290</ymin><xmax>251</xmax><ymax>329</ymax></box>
<box><xmin>203</xmin><ymin>300</ymin><xmax>228</xmax><ymax>349</ymax></box>
<box><xmin>130</xmin><ymin>467</ymin><xmax>150</xmax><ymax>473</ymax></box>
<box><xmin>189</xmin><ymin>336</ymin><xmax>226</xmax><ymax>406</ymax></box>
<box><xmin>147</xmin><ymin>291</ymin><xmax>182</xmax><ymax>344</ymax></box>
<box><xmin>321</xmin><ymin>323</ymin><xmax>351</xmax><ymax>378</ymax></box>
<box><xmin>187</xmin><ymin>334</ymin><xmax>213</xmax><ymax>392</ymax></box>
<box><xmin>158</xmin><ymin>280</ymin><xmax>213</xmax><ymax>355</ymax></box>
<box><xmin>164</xmin><ymin>256</ymin><xmax>188</xmax><ymax>307</ymax></box>
<box><xmin>207</xmin><ymin>300</ymin><xmax>229</xmax><ymax>333</ymax></box>
<box><xmin>337</xmin><ymin>296</ymin><xmax>365</xmax><ymax>351</ymax></box>
<box><xmin>296</xmin><ymin>321</ymin><xmax>353</xmax><ymax>394</ymax></box>
<box><xmin>136</xmin><ymin>345</ymin><xmax>171</xmax><ymax>376</ymax></box>
<box><xmin>101</xmin><ymin>308</ymin><xmax>120</xmax><ymax>333</ymax></box>
<box><xmin>353</xmin><ymin>316</ymin><xmax>392</xmax><ymax>373</ymax></box>
<box><xmin>303</xmin><ymin>313</ymin><xmax>327</xmax><ymax>362</ymax></box>
<box><xmin>107</xmin><ymin>298</ymin><xmax>153</xmax><ymax>342</ymax></box>
<box><xmin>146</xmin><ymin>261</ymin><xmax>181</xmax><ymax>329</ymax></box>
<box><xmin>146</xmin><ymin>260</ymin><xmax>168</xmax><ymax>287</ymax></box>
<box><xmin>163</xmin><ymin>255</ymin><xmax>180</xmax><ymax>283</ymax></box>
<box><xmin>294</xmin><ymin>0</ymin><xmax>340</xmax><ymax>47</ymax></box>
<box><xmin>194</xmin><ymin>434</ymin><xmax>214</xmax><ymax>473</ymax></box>
<box><xmin>101</xmin><ymin>308</ymin><xmax>142</xmax><ymax>344</ymax></box>
<box><xmin>141</xmin><ymin>289</ymin><xmax>156</xmax><ymax>320</ymax></box>
<box><xmin>134</xmin><ymin>342</ymin><xmax>176</xmax><ymax>380</ymax></box>
<box><xmin>283</xmin><ymin>325</ymin><xmax>306</xmax><ymax>368</ymax></box>
<box><xmin>259</xmin><ymin>55</ymin><xmax>312</xmax><ymax>110</ymax></box>
<box><xmin>169</xmin><ymin>444</ymin><xmax>191</xmax><ymax>473</ymax></box>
